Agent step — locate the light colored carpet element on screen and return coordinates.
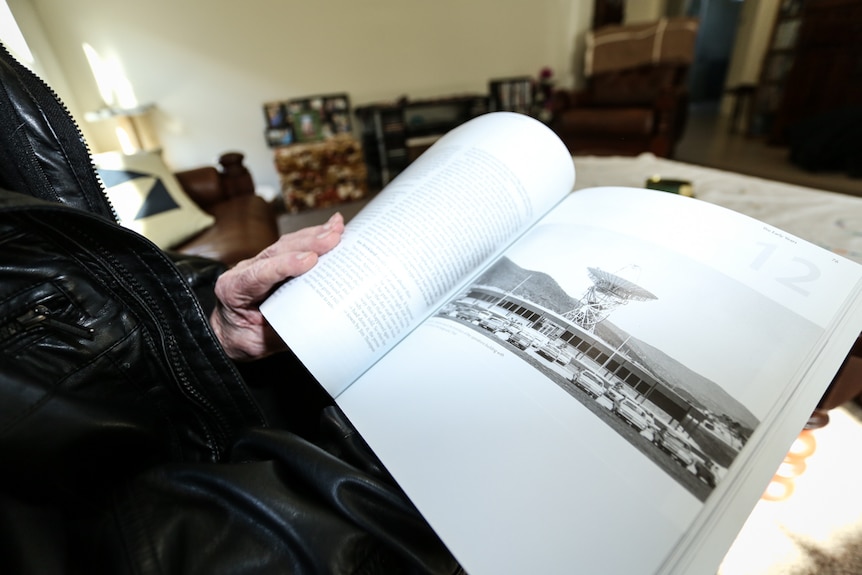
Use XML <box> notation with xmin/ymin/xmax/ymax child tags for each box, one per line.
<box><xmin>719</xmin><ymin>403</ymin><xmax>862</xmax><ymax>575</ymax></box>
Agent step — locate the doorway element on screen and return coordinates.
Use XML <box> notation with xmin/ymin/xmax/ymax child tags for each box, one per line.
<box><xmin>682</xmin><ymin>0</ymin><xmax>743</xmax><ymax>105</ymax></box>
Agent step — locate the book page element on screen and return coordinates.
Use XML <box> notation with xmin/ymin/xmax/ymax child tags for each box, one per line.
<box><xmin>336</xmin><ymin>187</ymin><xmax>862</xmax><ymax>574</ymax></box>
<box><xmin>261</xmin><ymin>112</ymin><xmax>574</xmax><ymax>396</ymax></box>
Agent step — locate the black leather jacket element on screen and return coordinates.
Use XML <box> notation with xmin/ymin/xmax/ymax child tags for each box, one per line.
<box><xmin>0</xmin><ymin>45</ymin><xmax>459</xmax><ymax>574</ymax></box>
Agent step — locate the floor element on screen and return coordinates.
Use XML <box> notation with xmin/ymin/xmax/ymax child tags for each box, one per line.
<box><xmin>719</xmin><ymin>403</ymin><xmax>862</xmax><ymax>575</ymax></box>
<box><xmin>674</xmin><ymin>103</ymin><xmax>862</xmax><ymax>198</ymax></box>
<box><xmin>276</xmin><ymin>106</ymin><xmax>862</xmax><ymax>573</ymax></box>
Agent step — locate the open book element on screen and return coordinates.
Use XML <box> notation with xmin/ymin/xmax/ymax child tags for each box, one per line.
<box><xmin>261</xmin><ymin>112</ymin><xmax>862</xmax><ymax>575</ymax></box>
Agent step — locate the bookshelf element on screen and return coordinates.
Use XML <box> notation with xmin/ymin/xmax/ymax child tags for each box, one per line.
<box><xmin>355</xmin><ymin>95</ymin><xmax>488</xmax><ymax>188</ymax></box>
<box><xmin>750</xmin><ymin>0</ymin><xmax>805</xmax><ymax>140</ymax></box>
<box><xmin>753</xmin><ymin>0</ymin><xmax>862</xmax><ymax>145</ymax></box>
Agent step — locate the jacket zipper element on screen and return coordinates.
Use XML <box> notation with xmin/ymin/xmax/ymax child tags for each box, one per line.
<box><xmin>3</xmin><ymin>44</ymin><xmax>264</xmax><ymax>456</ymax></box>
<box><xmin>3</xmin><ymin>303</ymin><xmax>95</xmax><ymax>341</ymax></box>
<box><xmin>87</xmin><ymin>236</ymin><xmax>237</xmax><ymax>457</ymax></box>
<box><xmin>17</xmin><ymin>304</ymin><xmax>95</xmax><ymax>339</ymax></box>
<box><xmin>0</xmin><ymin>43</ymin><xmax>121</xmax><ymax>224</ymax></box>
<box><xmin>25</xmin><ymin>217</ymin><xmax>235</xmax><ymax>459</ymax></box>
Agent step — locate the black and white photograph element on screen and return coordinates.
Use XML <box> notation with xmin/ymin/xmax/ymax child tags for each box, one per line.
<box><xmin>434</xmin><ymin>221</ymin><xmax>824</xmax><ymax>502</ymax></box>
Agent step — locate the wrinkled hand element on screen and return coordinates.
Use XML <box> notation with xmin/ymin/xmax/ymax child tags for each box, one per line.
<box><xmin>211</xmin><ymin>212</ymin><xmax>345</xmax><ymax>361</ymax></box>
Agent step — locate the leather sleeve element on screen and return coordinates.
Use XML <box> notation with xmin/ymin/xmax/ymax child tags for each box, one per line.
<box><xmin>86</xmin><ymin>424</ymin><xmax>464</xmax><ymax>575</ymax></box>
<box><xmin>167</xmin><ymin>250</ymin><xmax>227</xmax><ymax>317</ymax></box>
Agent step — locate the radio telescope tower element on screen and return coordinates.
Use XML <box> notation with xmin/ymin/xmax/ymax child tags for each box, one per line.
<box><xmin>564</xmin><ymin>266</ymin><xmax>657</xmax><ymax>331</ymax></box>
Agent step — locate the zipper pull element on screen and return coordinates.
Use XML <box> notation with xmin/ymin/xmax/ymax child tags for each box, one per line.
<box><xmin>17</xmin><ymin>304</ymin><xmax>95</xmax><ymax>340</ymax></box>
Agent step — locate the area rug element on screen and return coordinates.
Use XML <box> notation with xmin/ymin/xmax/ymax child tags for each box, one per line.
<box><xmin>719</xmin><ymin>404</ymin><xmax>862</xmax><ymax>575</ymax></box>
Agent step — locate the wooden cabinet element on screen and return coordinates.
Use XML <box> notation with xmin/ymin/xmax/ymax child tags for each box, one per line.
<box><xmin>755</xmin><ymin>0</ymin><xmax>862</xmax><ymax>145</ymax></box>
<box><xmin>750</xmin><ymin>0</ymin><xmax>806</xmax><ymax>139</ymax></box>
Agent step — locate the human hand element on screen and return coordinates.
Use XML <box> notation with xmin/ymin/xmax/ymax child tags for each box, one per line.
<box><xmin>211</xmin><ymin>212</ymin><xmax>345</xmax><ymax>361</ymax></box>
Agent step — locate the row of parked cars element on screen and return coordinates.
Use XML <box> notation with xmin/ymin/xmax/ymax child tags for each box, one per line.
<box><xmin>462</xmin><ymin>309</ymin><xmax>550</xmax><ymax>353</ymax></box>
<box><xmin>450</xmin><ymin>308</ymin><xmax>570</xmax><ymax>366</ymax></box>
<box><xmin>570</xmin><ymin>369</ymin><xmax>719</xmax><ymax>488</ymax></box>
<box><xmin>446</xmin><ymin>305</ymin><xmax>721</xmax><ymax>488</ymax></box>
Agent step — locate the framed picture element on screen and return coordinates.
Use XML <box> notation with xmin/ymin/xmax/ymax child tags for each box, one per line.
<box><xmin>265</xmin><ymin>128</ymin><xmax>294</xmax><ymax>147</ymax></box>
<box><xmin>264</xmin><ymin>102</ymin><xmax>288</xmax><ymax>129</ymax></box>
<box><xmin>292</xmin><ymin>109</ymin><xmax>323</xmax><ymax>143</ymax></box>
<box><xmin>263</xmin><ymin>93</ymin><xmax>353</xmax><ymax>147</ymax></box>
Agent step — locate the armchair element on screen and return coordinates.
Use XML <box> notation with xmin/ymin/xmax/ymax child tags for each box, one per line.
<box><xmin>550</xmin><ymin>17</ymin><xmax>699</xmax><ymax>158</ymax></box>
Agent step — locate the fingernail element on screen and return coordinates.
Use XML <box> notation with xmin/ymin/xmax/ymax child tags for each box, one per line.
<box><xmin>295</xmin><ymin>251</ymin><xmax>312</xmax><ymax>260</ymax></box>
<box><xmin>316</xmin><ymin>228</ymin><xmax>332</xmax><ymax>239</ymax></box>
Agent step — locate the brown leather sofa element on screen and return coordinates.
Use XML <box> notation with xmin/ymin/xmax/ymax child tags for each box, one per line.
<box><xmin>172</xmin><ymin>152</ymin><xmax>280</xmax><ymax>267</ymax></box>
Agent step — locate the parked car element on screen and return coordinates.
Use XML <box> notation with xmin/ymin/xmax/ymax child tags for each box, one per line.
<box><xmin>595</xmin><ymin>394</ymin><xmax>615</xmax><ymax>410</ymax></box>
<box><xmin>454</xmin><ymin>308</ymin><xmax>484</xmax><ymax>323</ymax></box>
<box><xmin>478</xmin><ymin>315</ymin><xmax>509</xmax><ymax>332</ymax></box>
<box><xmin>692</xmin><ymin>456</ymin><xmax>719</xmax><ymax>488</ymax></box>
<box><xmin>573</xmin><ymin>370</ymin><xmax>607</xmax><ymax>398</ymax></box>
<box><xmin>536</xmin><ymin>343</ymin><xmax>558</xmax><ymax>362</ymax></box>
<box><xmin>536</xmin><ymin>343</ymin><xmax>572</xmax><ymax>366</ymax></box>
<box><xmin>506</xmin><ymin>330</ymin><xmax>534</xmax><ymax>350</ymax></box>
<box><xmin>493</xmin><ymin>328</ymin><xmax>512</xmax><ymax>341</ymax></box>
<box><xmin>614</xmin><ymin>398</ymin><xmax>654</xmax><ymax>433</ymax></box>
<box><xmin>604</xmin><ymin>385</ymin><xmax>626</xmax><ymax>404</ymax></box>
<box><xmin>655</xmin><ymin>427</ymin><xmax>695</xmax><ymax>468</ymax></box>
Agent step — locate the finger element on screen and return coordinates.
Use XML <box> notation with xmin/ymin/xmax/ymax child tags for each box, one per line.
<box><xmin>216</xmin><ymin>250</ymin><xmax>320</xmax><ymax>307</ymax></box>
<box><xmin>269</xmin><ymin>212</ymin><xmax>345</xmax><ymax>256</ymax></box>
<box><xmin>231</xmin><ymin>212</ymin><xmax>344</xmax><ymax>272</ymax></box>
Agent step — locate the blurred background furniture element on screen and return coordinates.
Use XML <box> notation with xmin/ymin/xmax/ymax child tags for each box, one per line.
<box><xmin>355</xmin><ymin>95</ymin><xmax>489</xmax><ymax>188</ymax></box>
<box><xmin>173</xmin><ymin>152</ymin><xmax>279</xmax><ymax>266</ymax></box>
<box><xmin>274</xmin><ymin>135</ymin><xmax>369</xmax><ymax>214</ymax></box>
<box><xmin>550</xmin><ymin>17</ymin><xmax>699</xmax><ymax>158</ymax></box>
<box><xmin>752</xmin><ymin>0</ymin><xmax>862</xmax><ymax>146</ymax></box>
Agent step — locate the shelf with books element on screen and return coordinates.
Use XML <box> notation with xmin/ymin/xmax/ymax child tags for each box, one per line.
<box><xmin>355</xmin><ymin>94</ymin><xmax>488</xmax><ymax>188</ymax></box>
<box><xmin>750</xmin><ymin>0</ymin><xmax>805</xmax><ymax>139</ymax></box>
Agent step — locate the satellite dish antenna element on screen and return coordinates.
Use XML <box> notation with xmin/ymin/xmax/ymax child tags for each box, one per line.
<box><xmin>564</xmin><ymin>266</ymin><xmax>657</xmax><ymax>330</ymax></box>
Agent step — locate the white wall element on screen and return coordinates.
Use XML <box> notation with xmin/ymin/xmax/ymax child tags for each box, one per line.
<box><xmin>724</xmin><ymin>0</ymin><xmax>779</xmax><ymax>87</ymax></box>
<box><xmin>625</xmin><ymin>0</ymin><xmax>667</xmax><ymax>24</ymax></box>
<box><xmin>721</xmin><ymin>0</ymin><xmax>779</xmax><ymax>115</ymax></box>
<box><xmin>5</xmin><ymin>0</ymin><xmax>94</xmax><ymax>142</ymax></box>
<box><xmin>11</xmin><ymin>0</ymin><xmax>592</xmax><ymax>192</ymax></box>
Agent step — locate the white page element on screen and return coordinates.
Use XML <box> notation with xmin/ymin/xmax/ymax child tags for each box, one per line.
<box><xmin>261</xmin><ymin>112</ymin><xmax>575</xmax><ymax>396</ymax></box>
<box><xmin>337</xmin><ymin>187</ymin><xmax>862</xmax><ymax>574</ymax></box>
<box><xmin>339</xmin><ymin>319</ymin><xmax>699</xmax><ymax>574</ymax></box>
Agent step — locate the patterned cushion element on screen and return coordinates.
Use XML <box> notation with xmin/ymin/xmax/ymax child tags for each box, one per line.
<box><xmin>94</xmin><ymin>151</ymin><xmax>215</xmax><ymax>249</ymax></box>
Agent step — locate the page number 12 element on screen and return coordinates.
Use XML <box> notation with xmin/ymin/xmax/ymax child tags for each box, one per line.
<box><xmin>752</xmin><ymin>242</ymin><xmax>820</xmax><ymax>296</ymax></box>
